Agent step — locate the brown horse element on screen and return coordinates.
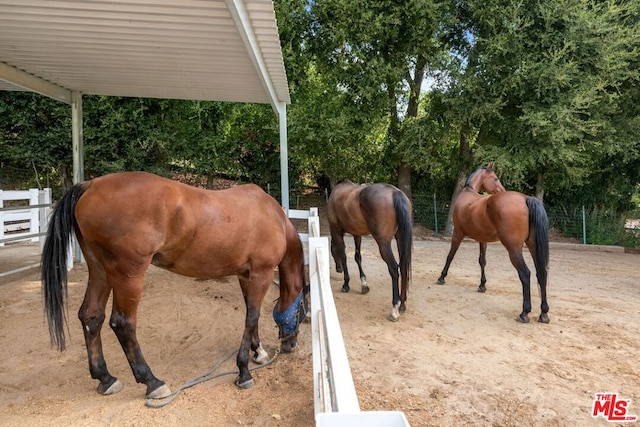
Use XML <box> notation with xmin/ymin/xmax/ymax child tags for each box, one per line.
<box><xmin>437</xmin><ymin>164</ymin><xmax>550</xmax><ymax>323</ymax></box>
<box><xmin>327</xmin><ymin>180</ymin><xmax>412</xmax><ymax>322</ymax></box>
<box><xmin>41</xmin><ymin>172</ymin><xmax>307</xmax><ymax>400</ymax></box>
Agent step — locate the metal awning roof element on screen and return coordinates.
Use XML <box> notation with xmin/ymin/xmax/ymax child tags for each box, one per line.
<box><xmin>0</xmin><ymin>0</ymin><xmax>290</xmax><ymax>108</ymax></box>
<box><xmin>0</xmin><ymin>0</ymin><xmax>292</xmax><ymax>209</ymax></box>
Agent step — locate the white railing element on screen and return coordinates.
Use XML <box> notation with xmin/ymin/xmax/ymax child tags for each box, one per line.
<box><xmin>0</xmin><ymin>188</ymin><xmax>51</xmax><ymax>248</ymax></box>
<box><xmin>289</xmin><ymin>208</ymin><xmax>410</xmax><ymax>427</ymax></box>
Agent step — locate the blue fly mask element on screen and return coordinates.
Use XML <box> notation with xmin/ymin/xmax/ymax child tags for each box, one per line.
<box><xmin>273</xmin><ymin>285</ymin><xmax>309</xmax><ymax>352</ymax></box>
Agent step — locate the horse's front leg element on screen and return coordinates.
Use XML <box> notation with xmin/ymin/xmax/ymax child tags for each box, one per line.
<box><xmin>235</xmin><ymin>304</ymin><xmax>260</xmax><ymax>389</ymax></box>
<box><xmin>78</xmin><ymin>274</ymin><xmax>122</xmax><ymax>396</ymax></box>
<box><xmin>437</xmin><ymin>233</ymin><xmax>463</xmax><ymax>285</ymax></box>
<box><xmin>353</xmin><ymin>235</ymin><xmax>369</xmax><ymax>294</ymax></box>
<box><xmin>236</xmin><ymin>272</ymin><xmax>271</xmax><ymax>388</ymax></box>
<box><xmin>110</xmin><ymin>275</ymin><xmax>169</xmax><ymax>399</ymax></box>
<box><xmin>478</xmin><ymin>242</ymin><xmax>488</xmax><ymax>292</ymax></box>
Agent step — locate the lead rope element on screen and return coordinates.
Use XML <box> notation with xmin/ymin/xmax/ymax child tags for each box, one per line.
<box><xmin>145</xmin><ymin>344</ymin><xmax>282</xmax><ymax>408</ymax></box>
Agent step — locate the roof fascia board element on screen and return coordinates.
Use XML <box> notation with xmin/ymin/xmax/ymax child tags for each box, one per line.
<box><xmin>0</xmin><ymin>62</ymin><xmax>72</xmax><ymax>104</ymax></box>
<box><xmin>225</xmin><ymin>0</ymin><xmax>283</xmax><ymax>116</ymax></box>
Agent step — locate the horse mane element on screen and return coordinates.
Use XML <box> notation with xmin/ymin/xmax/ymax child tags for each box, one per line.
<box><xmin>465</xmin><ymin>163</ymin><xmax>495</xmax><ymax>188</ymax></box>
<box><xmin>465</xmin><ymin>168</ymin><xmax>483</xmax><ymax>188</ymax></box>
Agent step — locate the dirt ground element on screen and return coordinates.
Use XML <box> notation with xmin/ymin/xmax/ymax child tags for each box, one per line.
<box><xmin>0</xmin><ymin>235</ymin><xmax>638</xmax><ymax>426</ymax></box>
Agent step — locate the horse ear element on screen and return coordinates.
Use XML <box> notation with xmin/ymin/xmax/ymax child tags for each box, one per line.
<box><xmin>486</xmin><ymin>162</ymin><xmax>495</xmax><ymax>171</ymax></box>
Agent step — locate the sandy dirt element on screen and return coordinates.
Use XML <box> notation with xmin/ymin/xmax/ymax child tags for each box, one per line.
<box><xmin>0</xmin><ymin>236</ymin><xmax>638</xmax><ymax>426</ymax></box>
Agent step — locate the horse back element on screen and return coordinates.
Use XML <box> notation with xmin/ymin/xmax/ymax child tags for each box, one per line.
<box><xmin>74</xmin><ymin>172</ymin><xmax>288</xmax><ymax>278</ymax></box>
<box><xmin>327</xmin><ymin>181</ymin><xmax>369</xmax><ymax>236</ymax></box>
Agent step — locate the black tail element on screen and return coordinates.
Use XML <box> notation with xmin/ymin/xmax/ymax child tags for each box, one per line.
<box><xmin>393</xmin><ymin>190</ymin><xmax>413</xmax><ymax>289</ymax></box>
<box><xmin>41</xmin><ymin>183</ymin><xmax>86</xmax><ymax>351</ymax></box>
<box><xmin>526</xmin><ymin>197</ymin><xmax>549</xmax><ymax>287</ymax></box>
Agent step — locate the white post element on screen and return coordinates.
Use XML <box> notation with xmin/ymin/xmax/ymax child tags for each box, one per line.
<box><xmin>39</xmin><ymin>188</ymin><xmax>51</xmax><ymax>251</ymax></box>
<box><xmin>0</xmin><ymin>190</ymin><xmax>4</xmax><ymax>247</ymax></box>
<box><xmin>29</xmin><ymin>189</ymin><xmax>39</xmax><ymax>242</ymax></box>
<box><xmin>72</xmin><ymin>90</ymin><xmax>84</xmax><ymax>263</ymax></box>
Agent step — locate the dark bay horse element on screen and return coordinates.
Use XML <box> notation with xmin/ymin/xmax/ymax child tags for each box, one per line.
<box><xmin>41</xmin><ymin>172</ymin><xmax>306</xmax><ymax>399</ymax></box>
<box><xmin>437</xmin><ymin>164</ymin><xmax>550</xmax><ymax>323</ymax></box>
<box><xmin>327</xmin><ymin>180</ymin><xmax>412</xmax><ymax>321</ymax></box>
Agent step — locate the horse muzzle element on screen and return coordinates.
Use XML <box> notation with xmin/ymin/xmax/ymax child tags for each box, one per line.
<box><xmin>273</xmin><ymin>288</ymin><xmax>308</xmax><ymax>352</ymax></box>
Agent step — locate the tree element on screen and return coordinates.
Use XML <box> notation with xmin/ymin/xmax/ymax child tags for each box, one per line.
<box><xmin>303</xmin><ymin>0</ymin><xmax>447</xmax><ymax>200</ymax></box>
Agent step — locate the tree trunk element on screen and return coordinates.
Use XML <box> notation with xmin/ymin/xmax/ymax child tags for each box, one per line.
<box><xmin>443</xmin><ymin>120</ymin><xmax>474</xmax><ymax>237</ymax></box>
<box><xmin>535</xmin><ymin>173</ymin><xmax>545</xmax><ymax>201</ymax></box>
<box><xmin>398</xmin><ymin>163</ymin><xmax>412</xmax><ymax>201</ymax></box>
<box><xmin>58</xmin><ymin>162</ymin><xmax>73</xmax><ymax>192</ymax></box>
<box><xmin>395</xmin><ymin>55</ymin><xmax>427</xmax><ymax>202</ymax></box>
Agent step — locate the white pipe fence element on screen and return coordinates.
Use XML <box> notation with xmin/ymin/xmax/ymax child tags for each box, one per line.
<box><xmin>0</xmin><ymin>188</ymin><xmax>52</xmax><ymax>277</ymax></box>
<box><xmin>289</xmin><ymin>208</ymin><xmax>409</xmax><ymax>427</ymax></box>
<box><xmin>0</xmin><ymin>188</ymin><xmax>51</xmax><ymax>247</ymax></box>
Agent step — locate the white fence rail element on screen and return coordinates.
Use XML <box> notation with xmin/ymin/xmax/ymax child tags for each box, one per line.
<box><xmin>289</xmin><ymin>208</ymin><xmax>409</xmax><ymax>427</ymax></box>
<box><xmin>0</xmin><ymin>188</ymin><xmax>52</xmax><ymax>278</ymax></box>
<box><xmin>0</xmin><ymin>188</ymin><xmax>51</xmax><ymax>248</ymax></box>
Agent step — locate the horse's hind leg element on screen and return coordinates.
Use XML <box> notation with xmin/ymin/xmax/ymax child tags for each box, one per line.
<box><xmin>353</xmin><ymin>235</ymin><xmax>369</xmax><ymax>294</ymax></box>
<box><xmin>525</xmin><ymin>240</ymin><xmax>550</xmax><ymax>323</ymax></box>
<box><xmin>478</xmin><ymin>242</ymin><xmax>488</xmax><ymax>292</ymax></box>
<box><xmin>376</xmin><ymin>239</ymin><xmax>400</xmax><ymax>322</ymax></box>
<box><xmin>507</xmin><ymin>248</ymin><xmax>532</xmax><ymax>323</ymax></box>
<box><xmin>78</xmin><ymin>262</ymin><xmax>123</xmax><ymax>395</ymax></box>
<box><xmin>331</xmin><ymin>232</ymin><xmax>351</xmax><ymax>292</ymax></box>
<box><xmin>109</xmin><ymin>270</ymin><xmax>169</xmax><ymax>399</ymax></box>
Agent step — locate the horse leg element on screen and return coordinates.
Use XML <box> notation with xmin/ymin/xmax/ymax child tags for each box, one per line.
<box><xmin>507</xmin><ymin>248</ymin><xmax>532</xmax><ymax>323</ymax></box>
<box><xmin>376</xmin><ymin>239</ymin><xmax>400</xmax><ymax>322</ymax></box>
<box><xmin>78</xmin><ymin>265</ymin><xmax>123</xmax><ymax>395</ymax></box>
<box><xmin>525</xmin><ymin>240</ymin><xmax>550</xmax><ymax>324</ymax></box>
<box><xmin>353</xmin><ymin>235</ymin><xmax>369</xmax><ymax>294</ymax></box>
<box><xmin>478</xmin><ymin>242</ymin><xmax>488</xmax><ymax>293</ymax></box>
<box><xmin>109</xmin><ymin>272</ymin><xmax>169</xmax><ymax>399</ymax></box>
<box><xmin>331</xmin><ymin>232</ymin><xmax>351</xmax><ymax>292</ymax></box>
<box><xmin>235</xmin><ymin>270</ymin><xmax>272</xmax><ymax>388</ymax></box>
<box><xmin>437</xmin><ymin>233</ymin><xmax>463</xmax><ymax>285</ymax></box>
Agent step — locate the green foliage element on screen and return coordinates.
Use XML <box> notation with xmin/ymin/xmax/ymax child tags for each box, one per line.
<box><xmin>1</xmin><ymin>0</ymin><xmax>639</xmax><ymax>232</ymax></box>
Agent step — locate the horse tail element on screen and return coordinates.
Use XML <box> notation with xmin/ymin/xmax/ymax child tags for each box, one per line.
<box><xmin>393</xmin><ymin>190</ymin><xmax>413</xmax><ymax>288</ymax></box>
<box><xmin>41</xmin><ymin>183</ymin><xmax>86</xmax><ymax>351</ymax></box>
<box><xmin>526</xmin><ymin>196</ymin><xmax>549</xmax><ymax>286</ymax></box>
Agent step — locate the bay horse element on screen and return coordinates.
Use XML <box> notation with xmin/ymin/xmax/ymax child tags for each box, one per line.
<box><xmin>437</xmin><ymin>164</ymin><xmax>550</xmax><ymax>323</ymax></box>
<box><xmin>327</xmin><ymin>180</ymin><xmax>413</xmax><ymax>322</ymax></box>
<box><xmin>41</xmin><ymin>172</ymin><xmax>307</xmax><ymax>399</ymax></box>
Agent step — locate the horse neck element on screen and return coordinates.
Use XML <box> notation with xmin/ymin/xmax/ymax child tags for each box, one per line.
<box><xmin>277</xmin><ymin>229</ymin><xmax>304</xmax><ymax>311</ymax></box>
<box><xmin>465</xmin><ymin>171</ymin><xmax>485</xmax><ymax>193</ymax></box>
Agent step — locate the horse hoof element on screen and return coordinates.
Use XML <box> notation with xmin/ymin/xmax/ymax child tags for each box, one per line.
<box><xmin>399</xmin><ymin>303</ymin><xmax>406</xmax><ymax>313</ymax></box>
<box><xmin>436</xmin><ymin>278</ymin><xmax>445</xmax><ymax>285</ymax></box>
<box><xmin>235</xmin><ymin>377</ymin><xmax>255</xmax><ymax>389</ymax></box>
<box><xmin>517</xmin><ymin>314</ymin><xmax>530</xmax><ymax>323</ymax></box>
<box><xmin>99</xmin><ymin>379</ymin><xmax>124</xmax><ymax>395</ymax></box>
<box><xmin>477</xmin><ymin>286</ymin><xmax>486</xmax><ymax>293</ymax></box>
<box><xmin>147</xmin><ymin>384</ymin><xmax>172</xmax><ymax>399</ymax></box>
<box><xmin>387</xmin><ymin>303</ymin><xmax>401</xmax><ymax>322</ymax></box>
<box><xmin>341</xmin><ymin>286</ymin><xmax>350</xmax><ymax>293</ymax></box>
<box><xmin>361</xmin><ymin>285</ymin><xmax>370</xmax><ymax>294</ymax></box>
<box><xmin>254</xmin><ymin>347</ymin><xmax>270</xmax><ymax>364</ymax></box>
<box><xmin>538</xmin><ymin>313</ymin><xmax>550</xmax><ymax>324</ymax></box>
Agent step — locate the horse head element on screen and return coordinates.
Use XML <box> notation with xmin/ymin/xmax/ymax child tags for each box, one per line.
<box><xmin>273</xmin><ymin>284</ymin><xmax>309</xmax><ymax>352</ymax></box>
<box><xmin>467</xmin><ymin>163</ymin><xmax>506</xmax><ymax>194</ymax></box>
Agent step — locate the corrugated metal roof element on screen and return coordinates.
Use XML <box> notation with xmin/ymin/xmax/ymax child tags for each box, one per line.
<box><xmin>0</xmin><ymin>0</ymin><xmax>290</xmax><ymax>106</ymax></box>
